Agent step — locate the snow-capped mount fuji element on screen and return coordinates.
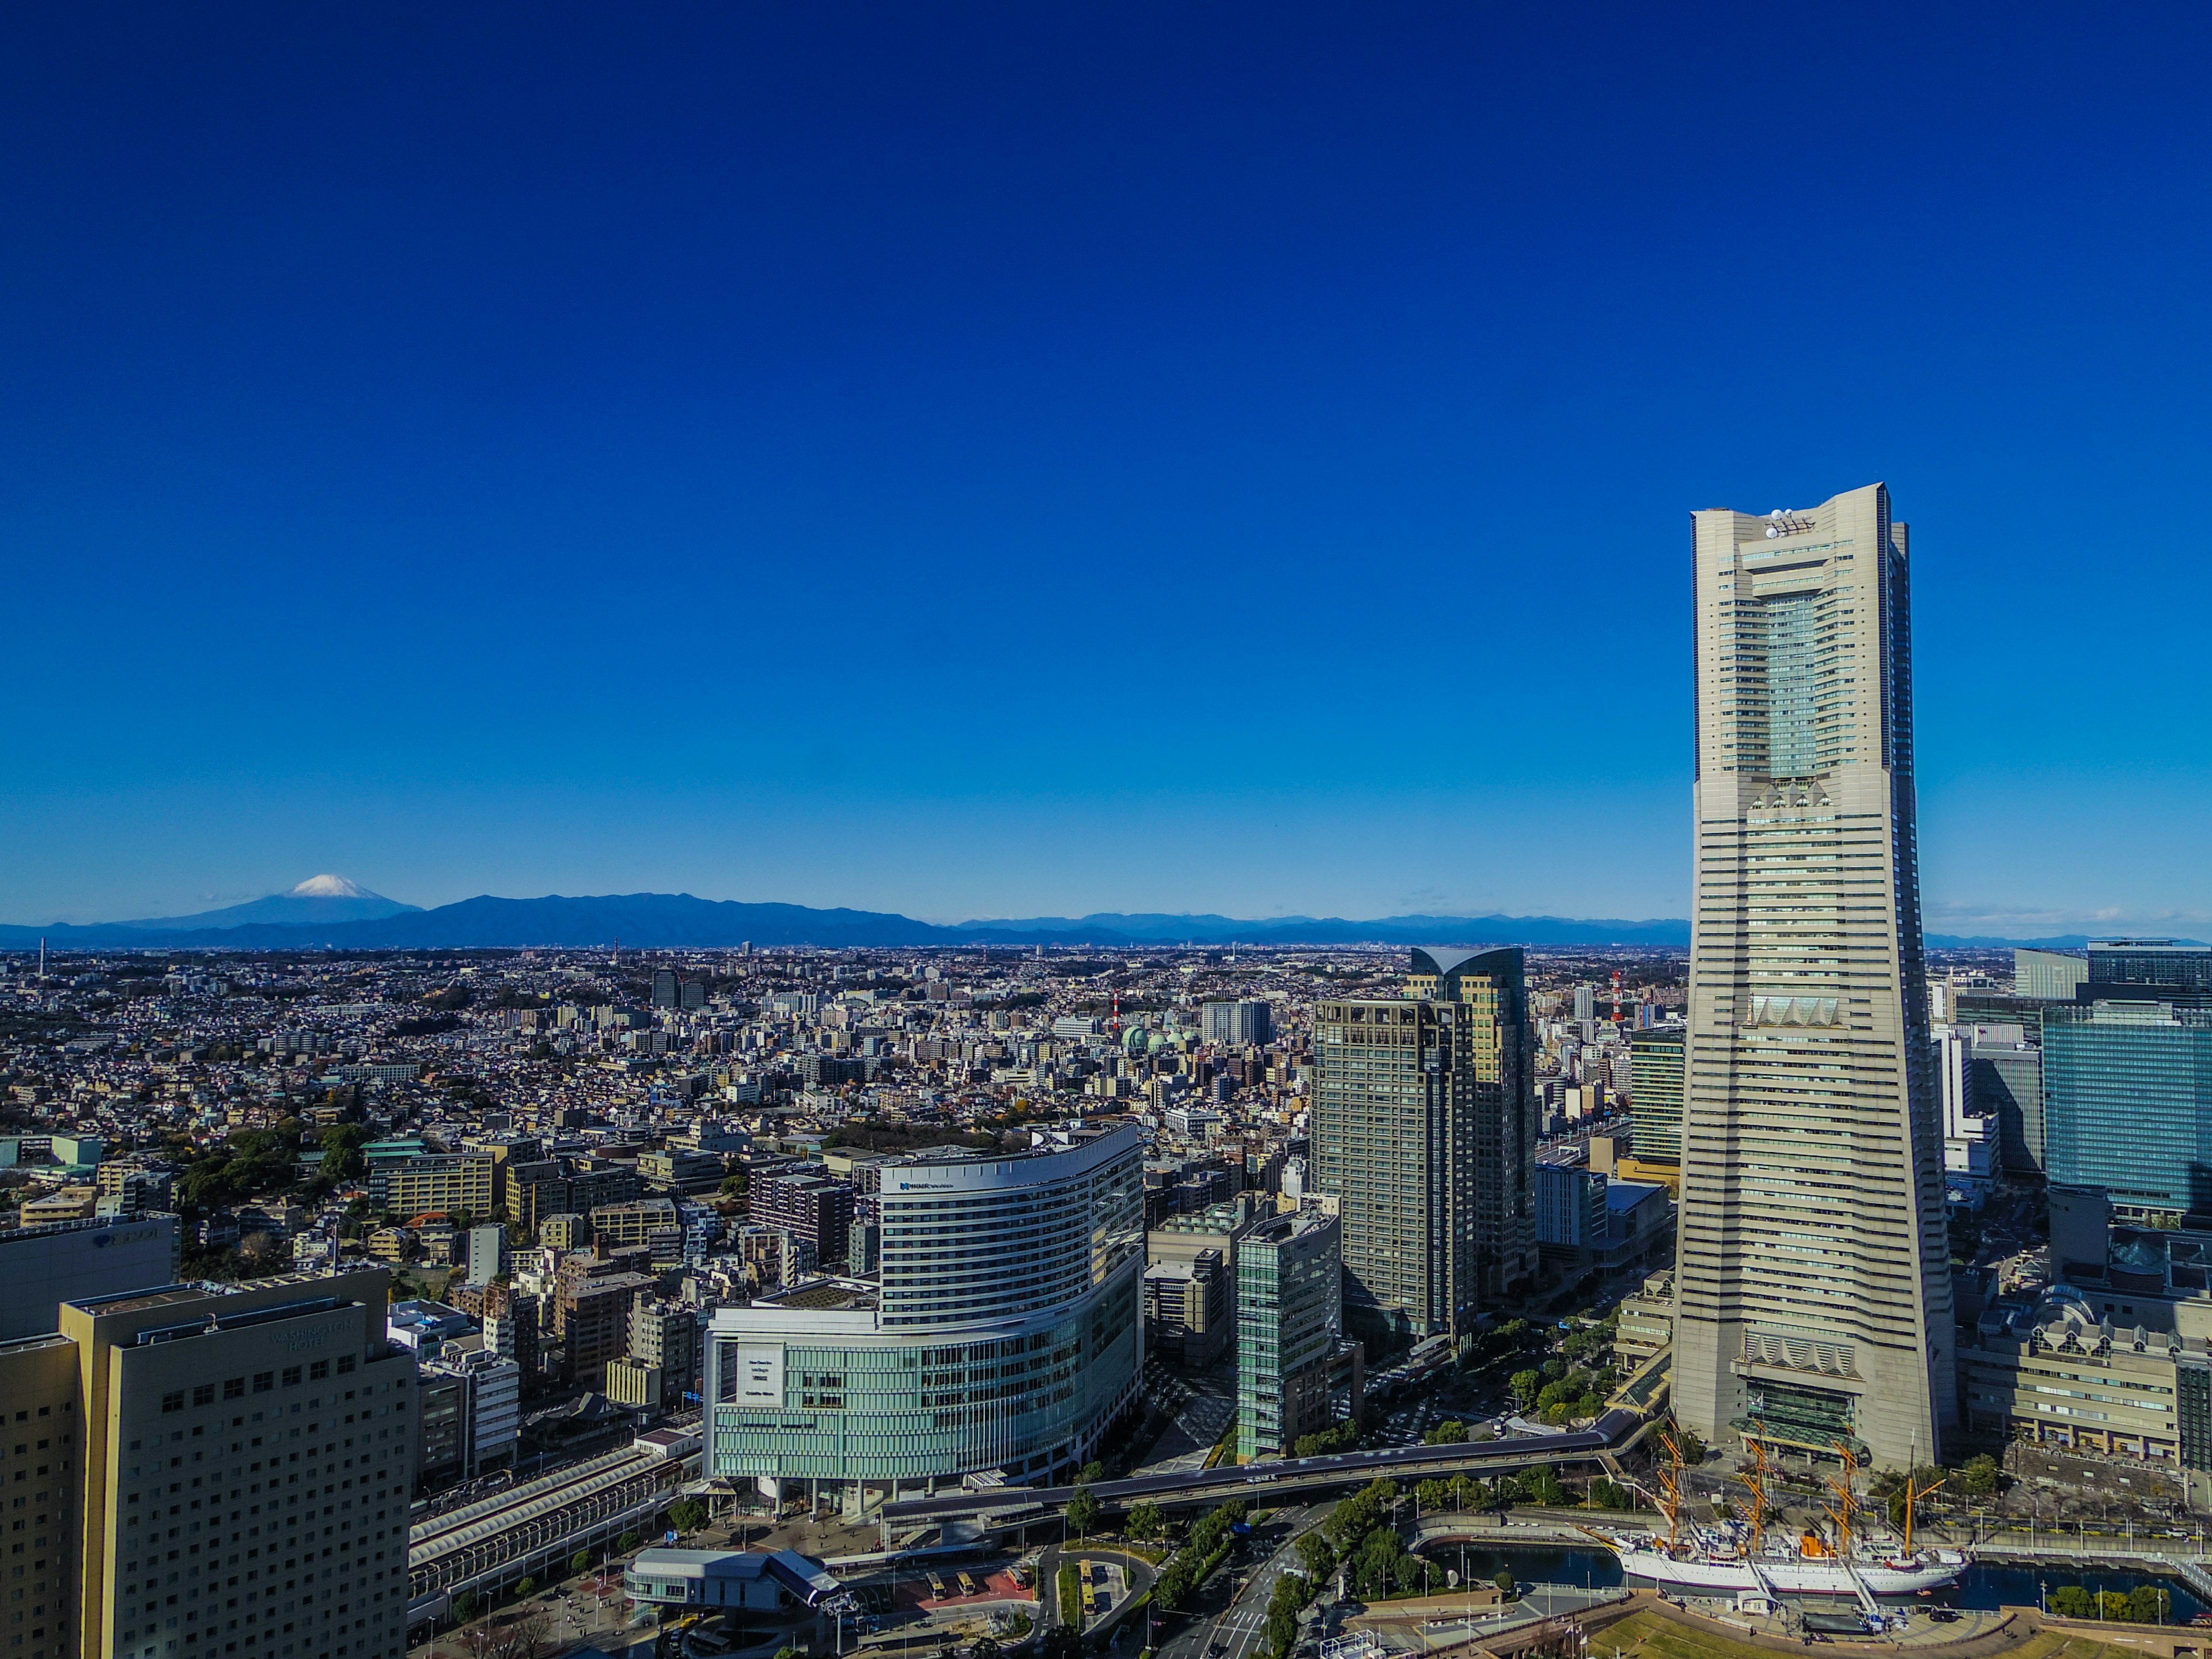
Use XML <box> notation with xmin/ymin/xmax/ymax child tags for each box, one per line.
<box><xmin>107</xmin><ymin>877</ymin><xmax>422</xmax><ymax>931</ymax></box>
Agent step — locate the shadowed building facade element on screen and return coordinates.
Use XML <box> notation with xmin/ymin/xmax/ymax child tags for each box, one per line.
<box><xmin>1673</xmin><ymin>483</ymin><xmax>1956</xmax><ymax>1471</ymax></box>
<box><xmin>1313</xmin><ymin>946</ymin><xmax>1535</xmax><ymax>1346</ymax></box>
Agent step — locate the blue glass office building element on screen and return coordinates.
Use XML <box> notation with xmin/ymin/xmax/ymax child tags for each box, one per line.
<box><xmin>2044</xmin><ymin>1002</ymin><xmax>2212</xmax><ymax>1215</ymax></box>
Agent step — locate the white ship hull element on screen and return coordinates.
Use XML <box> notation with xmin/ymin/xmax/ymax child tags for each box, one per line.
<box><xmin>1615</xmin><ymin>1544</ymin><xmax>1966</xmax><ymax>1597</ymax></box>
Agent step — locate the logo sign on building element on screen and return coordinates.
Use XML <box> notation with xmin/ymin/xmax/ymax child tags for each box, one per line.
<box><xmin>734</xmin><ymin>1343</ymin><xmax>783</xmax><ymax>1407</ymax></box>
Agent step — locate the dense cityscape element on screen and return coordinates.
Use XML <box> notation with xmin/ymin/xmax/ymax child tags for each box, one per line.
<box><xmin>9</xmin><ymin>484</ymin><xmax>2212</xmax><ymax>1659</ymax></box>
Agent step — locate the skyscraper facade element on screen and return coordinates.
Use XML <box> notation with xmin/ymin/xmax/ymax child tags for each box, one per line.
<box><xmin>1627</xmin><ymin>1027</ymin><xmax>1685</xmax><ymax>1164</ymax></box>
<box><xmin>2043</xmin><ymin>1001</ymin><xmax>2212</xmax><ymax>1215</ymax></box>
<box><xmin>1673</xmin><ymin>483</ymin><xmax>1955</xmax><ymax>1471</ymax></box>
<box><xmin>1235</xmin><ymin>1211</ymin><xmax>1342</xmax><ymax>1461</ymax></box>
<box><xmin>1314</xmin><ymin>946</ymin><xmax>1534</xmax><ymax>1344</ymax></box>
<box><xmin>1201</xmin><ymin>999</ymin><xmax>1274</xmax><ymax>1049</ymax></box>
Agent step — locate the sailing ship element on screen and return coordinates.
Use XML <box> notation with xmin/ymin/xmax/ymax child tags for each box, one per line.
<box><xmin>1605</xmin><ymin>1431</ymin><xmax>1967</xmax><ymax>1597</ymax></box>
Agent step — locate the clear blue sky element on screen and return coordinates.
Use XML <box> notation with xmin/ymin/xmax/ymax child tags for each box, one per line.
<box><xmin>6</xmin><ymin>5</ymin><xmax>2210</xmax><ymax>933</ymax></box>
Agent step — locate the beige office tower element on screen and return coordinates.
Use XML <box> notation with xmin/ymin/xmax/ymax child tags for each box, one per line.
<box><xmin>1673</xmin><ymin>483</ymin><xmax>1955</xmax><ymax>1471</ymax></box>
<box><xmin>56</xmin><ymin>1269</ymin><xmax>415</xmax><ymax>1659</ymax></box>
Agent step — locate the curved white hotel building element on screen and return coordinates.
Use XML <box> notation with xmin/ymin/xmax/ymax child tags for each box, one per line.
<box><xmin>704</xmin><ymin>1123</ymin><xmax>1144</xmax><ymax>1506</ymax></box>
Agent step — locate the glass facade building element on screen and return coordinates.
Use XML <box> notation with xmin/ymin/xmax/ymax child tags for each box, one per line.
<box><xmin>2044</xmin><ymin>1002</ymin><xmax>2212</xmax><ymax>1215</ymax></box>
<box><xmin>704</xmin><ymin>1125</ymin><xmax>1144</xmax><ymax>1502</ymax></box>
<box><xmin>1235</xmin><ymin>1211</ymin><xmax>1341</xmax><ymax>1461</ymax></box>
<box><xmin>1627</xmin><ymin>1026</ymin><xmax>1684</xmax><ymax>1164</ymax></box>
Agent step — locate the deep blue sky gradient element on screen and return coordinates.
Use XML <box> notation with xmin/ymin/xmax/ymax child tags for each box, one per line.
<box><xmin>6</xmin><ymin>4</ymin><xmax>2211</xmax><ymax>931</ymax></box>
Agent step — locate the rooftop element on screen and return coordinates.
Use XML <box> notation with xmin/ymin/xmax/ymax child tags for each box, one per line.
<box><xmin>760</xmin><ymin>1277</ymin><xmax>878</xmax><ymax>1313</ymax></box>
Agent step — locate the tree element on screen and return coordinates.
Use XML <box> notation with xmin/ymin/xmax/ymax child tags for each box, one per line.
<box><xmin>452</xmin><ymin>1593</ymin><xmax>482</xmax><ymax>1624</ymax></box>
<box><xmin>1423</xmin><ymin>1419</ymin><xmax>1468</xmax><ymax>1445</ymax></box>
<box><xmin>569</xmin><ymin>1550</ymin><xmax>593</xmax><ymax>1575</ymax></box>
<box><xmin>1521</xmin><ymin>1469</ymin><xmax>1569</xmax><ymax>1508</ymax></box>
<box><xmin>2050</xmin><ymin>1587</ymin><xmax>2094</xmax><ymax>1620</ymax></box>
<box><xmin>1414</xmin><ymin>1479</ymin><xmax>1449</xmax><ymax>1510</ymax></box>
<box><xmin>1078</xmin><ymin>1460</ymin><xmax>1107</xmax><ymax>1485</ymax></box>
<box><xmin>514</xmin><ymin>1579</ymin><xmax>537</xmax><ymax>1597</ymax></box>
<box><xmin>971</xmin><ymin>1638</ymin><xmax>1003</xmax><ymax>1659</ymax></box>
<box><xmin>669</xmin><ymin>1500</ymin><xmax>709</xmax><ymax>1533</ymax></box>
<box><xmin>1960</xmin><ymin>1453</ymin><xmax>2001</xmax><ymax>1497</ymax></box>
<box><xmin>617</xmin><ymin>1530</ymin><xmax>642</xmax><ymax>1553</ymax></box>
<box><xmin>2129</xmin><ymin>1585</ymin><xmax>2173</xmax><ymax>1624</ymax></box>
<box><xmin>1066</xmin><ymin>1485</ymin><xmax>1103</xmax><ymax>1541</ymax></box>
<box><xmin>1125</xmin><ymin>1500</ymin><xmax>1167</xmax><ymax>1543</ymax></box>
<box><xmin>2098</xmin><ymin>1591</ymin><xmax>2134</xmax><ymax>1622</ymax></box>
<box><xmin>1296</xmin><ymin>1531</ymin><xmax>1335</xmax><ymax>1580</ymax></box>
<box><xmin>1509</xmin><ymin>1370</ymin><xmax>1542</xmax><ymax>1410</ymax></box>
<box><xmin>1493</xmin><ymin>1570</ymin><xmax>1516</xmax><ymax>1597</ymax></box>
<box><xmin>1589</xmin><ymin>1479</ymin><xmax>1632</xmax><ymax>1512</ymax></box>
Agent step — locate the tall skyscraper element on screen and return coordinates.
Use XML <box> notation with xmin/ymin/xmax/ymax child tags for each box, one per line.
<box><xmin>1673</xmin><ymin>483</ymin><xmax>1955</xmax><ymax>1471</ymax></box>
<box><xmin>1313</xmin><ymin>946</ymin><xmax>1534</xmax><ymax>1345</ymax></box>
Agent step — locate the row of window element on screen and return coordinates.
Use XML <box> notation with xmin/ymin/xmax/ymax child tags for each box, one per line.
<box><xmin>163</xmin><ymin>1362</ymin><xmax>351</xmax><ymax>1416</ymax></box>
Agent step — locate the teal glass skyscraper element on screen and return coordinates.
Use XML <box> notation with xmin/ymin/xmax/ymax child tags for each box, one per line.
<box><xmin>2044</xmin><ymin>1001</ymin><xmax>2212</xmax><ymax>1215</ymax></box>
<box><xmin>1235</xmin><ymin>1210</ymin><xmax>1342</xmax><ymax>1461</ymax></box>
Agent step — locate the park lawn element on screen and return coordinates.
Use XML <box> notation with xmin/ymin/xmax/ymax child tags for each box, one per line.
<box><xmin>1593</xmin><ymin>1610</ymin><xmax>2162</xmax><ymax>1659</ymax></box>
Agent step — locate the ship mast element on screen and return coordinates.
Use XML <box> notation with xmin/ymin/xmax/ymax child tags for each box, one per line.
<box><xmin>1902</xmin><ymin>1470</ymin><xmax>1945</xmax><ymax>1556</ymax></box>
<box><xmin>1654</xmin><ymin>1428</ymin><xmax>1689</xmax><ymax>1554</ymax></box>
<box><xmin>1734</xmin><ymin>1433</ymin><xmax>1773</xmax><ymax>1557</ymax></box>
<box><xmin>1821</xmin><ymin>1442</ymin><xmax>1862</xmax><ymax>1560</ymax></box>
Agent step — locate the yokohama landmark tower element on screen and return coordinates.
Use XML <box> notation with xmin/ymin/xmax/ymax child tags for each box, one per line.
<box><xmin>1672</xmin><ymin>482</ymin><xmax>1955</xmax><ymax>1471</ymax></box>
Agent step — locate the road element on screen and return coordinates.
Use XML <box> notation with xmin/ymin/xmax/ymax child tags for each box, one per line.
<box><xmin>1155</xmin><ymin>1508</ymin><xmax>1321</xmax><ymax>1659</ymax></box>
<box><xmin>882</xmin><ymin>1411</ymin><xmax>1641</xmax><ymax>1523</ymax></box>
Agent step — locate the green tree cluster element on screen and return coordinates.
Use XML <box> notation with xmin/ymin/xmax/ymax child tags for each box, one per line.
<box><xmin>1124</xmin><ymin>1501</ymin><xmax>1168</xmax><ymax>1543</ymax></box>
<box><xmin>1293</xmin><ymin>1421</ymin><xmax>1361</xmax><ymax>1459</ymax></box>
<box><xmin>1422</xmin><ymin>1419</ymin><xmax>1468</xmax><ymax>1445</ymax></box>
<box><xmin>1150</xmin><ymin>1499</ymin><xmax>1247</xmax><ymax>1612</ymax></box>
<box><xmin>1959</xmin><ymin>1453</ymin><xmax>2002</xmax><ymax>1497</ymax></box>
<box><xmin>2048</xmin><ymin>1585</ymin><xmax>2170</xmax><ymax>1623</ymax></box>
<box><xmin>1317</xmin><ymin>1479</ymin><xmax>1437</xmax><ymax>1601</ymax></box>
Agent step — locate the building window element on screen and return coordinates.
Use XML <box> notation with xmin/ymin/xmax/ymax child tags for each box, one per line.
<box><xmin>309</xmin><ymin>1363</ymin><xmax>328</xmax><ymax>1382</ymax></box>
<box><xmin>192</xmin><ymin>1386</ymin><xmax>215</xmax><ymax>1408</ymax></box>
<box><xmin>252</xmin><ymin>1375</ymin><xmax>273</xmax><ymax>1395</ymax></box>
<box><xmin>336</xmin><ymin>1358</ymin><xmax>354</xmax><ymax>1375</ymax></box>
<box><xmin>281</xmin><ymin>1369</ymin><xmax>301</xmax><ymax>1388</ymax></box>
<box><xmin>161</xmin><ymin>1394</ymin><xmax>184</xmax><ymax>1414</ymax></box>
<box><xmin>224</xmin><ymin>1381</ymin><xmax>244</xmax><ymax>1401</ymax></box>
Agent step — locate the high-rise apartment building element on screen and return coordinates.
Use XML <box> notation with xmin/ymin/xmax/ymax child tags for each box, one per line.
<box><xmin>1674</xmin><ymin>483</ymin><xmax>1955</xmax><ymax>1471</ymax></box>
<box><xmin>1627</xmin><ymin>1027</ymin><xmax>1685</xmax><ymax>1165</ymax></box>
<box><xmin>48</xmin><ymin>1268</ymin><xmax>415</xmax><ymax>1659</ymax></box>
<box><xmin>1236</xmin><ymin>1211</ymin><xmax>1342</xmax><ymax>1461</ymax></box>
<box><xmin>1200</xmin><ymin>1001</ymin><xmax>1273</xmax><ymax>1049</ymax></box>
<box><xmin>365</xmin><ymin>1154</ymin><xmax>493</xmax><ymax>1223</ymax></box>
<box><xmin>1313</xmin><ymin>946</ymin><xmax>1534</xmax><ymax>1344</ymax></box>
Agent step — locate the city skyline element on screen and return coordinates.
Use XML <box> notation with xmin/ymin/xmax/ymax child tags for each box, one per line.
<box><xmin>6</xmin><ymin>7</ymin><xmax>2212</xmax><ymax>935</ymax></box>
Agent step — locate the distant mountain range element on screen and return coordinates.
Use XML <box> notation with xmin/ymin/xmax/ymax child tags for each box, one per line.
<box><xmin>1</xmin><ymin>885</ymin><xmax>1691</xmax><ymax>950</ymax></box>
<box><xmin>0</xmin><ymin>881</ymin><xmax>2176</xmax><ymax>952</ymax></box>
